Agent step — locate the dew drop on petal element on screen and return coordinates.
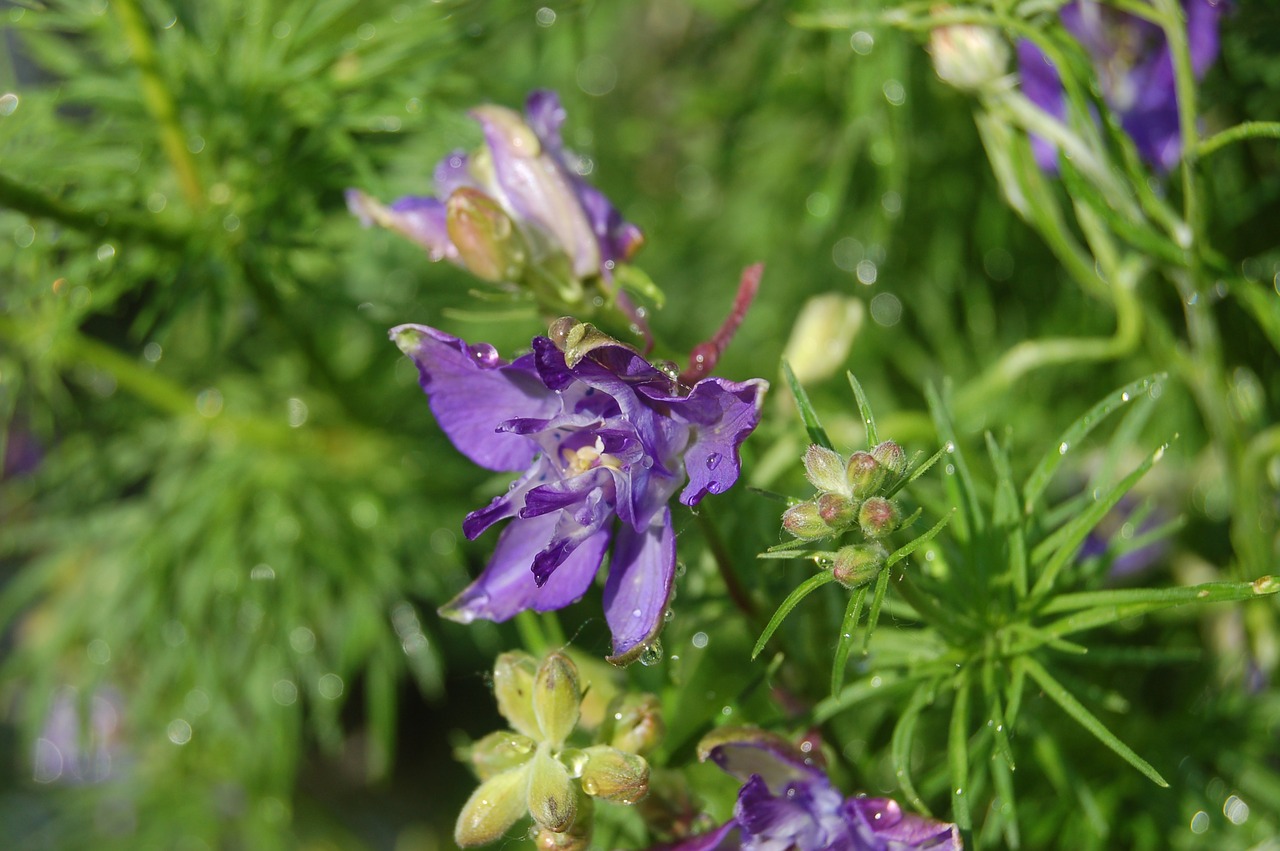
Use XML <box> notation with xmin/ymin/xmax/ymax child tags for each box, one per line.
<box><xmin>705</xmin><ymin>453</ymin><xmax>722</xmax><ymax>470</ymax></box>
<box><xmin>470</xmin><ymin>343</ymin><xmax>500</xmax><ymax>367</ymax></box>
<box><xmin>638</xmin><ymin>640</ymin><xmax>663</xmax><ymax>667</ymax></box>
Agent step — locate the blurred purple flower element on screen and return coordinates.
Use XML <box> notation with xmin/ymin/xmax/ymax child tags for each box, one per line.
<box><xmin>1078</xmin><ymin>496</ymin><xmax>1170</xmax><ymax>580</ymax></box>
<box><xmin>649</xmin><ymin>728</ymin><xmax>961</xmax><ymax>851</ymax></box>
<box><xmin>33</xmin><ymin>687</ymin><xmax>125</xmax><ymax>785</ymax></box>
<box><xmin>1017</xmin><ymin>0</ymin><xmax>1227</xmax><ymax>172</ymax></box>
<box><xmin>348</xmin><ymin>90</ymin><xmax>643</xmax><ymax>283</ymax></box>
<box><xmin>2</xmin><ymin>423</ymin><xmax>42</xmax><ymax>479</ymax></box>
<box><xmin>393</xmin><ymin>323</ymin><xmax>765</xmax><ymax>664</ymax></box>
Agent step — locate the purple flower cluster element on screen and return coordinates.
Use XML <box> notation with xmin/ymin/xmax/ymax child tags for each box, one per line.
<box><xmin>348</xmin><ymin>90</ymin><xmax>643</xmax><ymax>283</ymax></box>
<box><xmin>652</xmin><ymin>728</ymin><xmax>960</xmax><ymax>851</ymax></box>
<box><xmin>1017</xmin><ymin>0</ymin><xmax>1227</xmax><ymax>172</ymax></box>
<box><xmin>394</xmin><ymin>322</ymin><xmax>766</xmax><ymax>664</ymax></box>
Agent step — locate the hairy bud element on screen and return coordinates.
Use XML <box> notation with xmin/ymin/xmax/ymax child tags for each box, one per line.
<box><xmin>858</xmin><ymin>496</ymin><xmax>901</xmax><ymax>539</ymax></box>
<box><xmin>831</xmin><ymin>544</ymin><xmax>888</xmax><ymax>589</ymax></box>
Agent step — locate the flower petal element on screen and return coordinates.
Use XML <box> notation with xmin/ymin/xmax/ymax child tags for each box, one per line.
<box><xmin>391</xmin><ymin>324</ymin><xmax>557</xmax><ymax>472</ymax></box>
<box><xmin>672</xmin><ymin>377</ymin><xmax>768</xmax><ymax>506</ymax></box>
<box><xmin>845</xmin><ymin>797</ymin><xmax>963</xmax><ymax>850</ymax></box>
<box><xmin>434</xmin><ymin>148</ymin><xmax>476</xmax><ymax>198</ymax></box>
<box><xmin>644</xmin><ymin>821</ymin><xmax>740</xmax><ymax>851</ymax></box>
<box><xmin>440</xmin><ymin>513</ymin><xmax>611</xmax><ymax>623</ymax></box>
<box><xmin>347</xmin><ymin>190</ymin><xmax>458</xmax><ymax>263</ymax></box>
<box><xmin>697</xmin><ymin>727</ymin><xmax>826</xmax><ymax>791</ymax></box>
<box><xmin>603</xmin><ymin>509</ymin><xmax>675</xmax><ymax>665</ymax></box>
<box><xmin>734</xmin><ymin>775</ymin><xmax>816</xmax><ymax>846</ymax></box>
<box><xmin>531</xmin><ymin>482</ymin><xmax>614</xmax><ymax>586</ymax></box>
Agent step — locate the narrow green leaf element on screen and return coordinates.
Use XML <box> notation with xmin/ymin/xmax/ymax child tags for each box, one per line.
<box><xmin>846</xmin><ymin>371</ymin><xmax>878</xmax><ymax>446</ymax></box>
<box><xmin>924</xmin><ymin>382</ymin><xmax>983</xmax><ymax>537</ymax></box>
<box><xmin>991</xmin><ymin>752</ymin><xmax>1022</xmax><ymax>849</ymax></box>
<box><xmin>861</xmin><ymin>566</ymin><xmax>893</xmax><ymax>655</ymax></box>
<box><xmin>1030</xmin><ymin>440</ymin><xmax>1172</xmax><ymax>597</ymax></box>
<box><xmin>948</xmin><ymin>672</ymin><xmax>973</xmax><ymax>836</ymax></box>
<box><xmin>746</xmin><ymin>486</ymin><xmax>796</xmax><ymax>504</ymax></box>
<box><xmin>831</xmin><ymin>586</ymin><xmax>869</xmax><ymax>696</ymax></box>
<box><xmin>982</xmin><ymin>660</ymin><xmax>1016</xmax><ymax>771</ymax></box>
<box><xmin>886</xmin><ymin>511</ymin><xmax>955</xmax><ymax>569</ymax></box>
<box><xmin>987</xmin><ymin>431</ymin><xmax>1028</xmax><ymax>598</ymax></box>
<box><xmin>1043</xmin><ymin>577</ymin><xmax>1279</xmax><ymax>613</ymax></box>
<box><xmin>782</xmin><ymin>360</ymin><xmax>833</xmax><ymax>450</ymax></box>
<box><xmin>1022</xmin><ymin>374</ymin><xmax>1166</xmax><ymax>513</ymax></box>
<box><xmin>891</xmin><ymin>682</ymin><xmax>936</xmax><ymax>815</ymax></box>
<box><xmin>885</xmin><ymin>443</ymin><xmax>949</xmax><ymax>498</ymax></box>
<box><xmin>1021</xmin><ymin>657</ymin><xmax>1167</xmax><ymax>787</ymax></box>
<box><xmin>751</xmin><ymin>571</ymin><xmax>837</xmax><ymax>659</ymax></box>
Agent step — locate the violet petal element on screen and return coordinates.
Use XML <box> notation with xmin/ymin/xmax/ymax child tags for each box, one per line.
<box><xmin>603</xmin><ymin>508</ymin><xmax>675</xmax><ymax>665</ymax></box>
<box><xmin>673</xmin><ymin>377</ymin><xmax>768</xmax><ymax>506</ymax></box>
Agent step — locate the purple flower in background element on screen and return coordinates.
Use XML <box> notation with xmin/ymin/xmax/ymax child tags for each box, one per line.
<box><xmin>1017</xmin><ymin>0</ymin><xmax>1227</xmax><ymax>172</ymax></box>
<box><xmin>651</xmin><ymin>728</ymin><xmax>961</xmax><ymax>851</ymax></box>
<box><xmin>348</xmin><ymin>90</ymin><xmax>643</xmax><ymax>284</ymax></box>
<box><xmin>33</xmin><ymin>687</ymin><xmax>125</xmax><ymax>784</ymax></box>
<box><xmin>393</xmin><ymin>321</ymin><xmax>766</xmax><ymax>664</ymax></box>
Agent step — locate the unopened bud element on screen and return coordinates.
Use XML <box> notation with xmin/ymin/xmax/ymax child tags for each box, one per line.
<box><xmin>455</xmin><ymin>763</ymin><xmax>532</xmax><ymax>847</ymax></box>
<box><xmin>469</xmin><ymin>731</ymin><xmax>536</xmax><ymax>781</ymax></box>
<box><xmin>533</xmin><ymin>653</ymin><xmax>581</xmax><ymax>749</ymax></box>
<box><xmin>871</xmin><ymin>440</ymin><xmax>907</xmax><ymax>479</ymax></box>
<box><xmin>831</xmin><ymin>544</ymin><xmax>887</xmax><ymax>589</ymax></box>
<box><xmin>803</xmin><ymin>445</ymin><xmax>848</xmax><ymax>495</ymax></box>
<box><xmin>782</xmin><ymin>501</ymin><xmax>831</xmax><ymax>540</ymax></box>
<box><xmin>817</xmin><ymin>492</ymin><xmax>858</xmax><ymax>528</ymax></box>
<box><xmin>858</xmin><ymin>496</ymin><xmax>901</xmax><ymax>539</ymax></box>
<box><xmin>607</xmin><ymin>694</ymin><xmax>664</xmax><ymax>756</ymax></box>
<box><xmin>846</xmin><ymin>451</ymin><xmax>886</xmax><ymax>497</ymax></box>
<box><xmin>446</xmin><ymin>187</ymin><xmax>526</xmax><ymax>282</ymax></box>
<box><xmin>929</xmin><ymin>21</ymin><xmax>1010</xmax><ymax>92</ymax></box>
<box><xmin>528</xmin><ymin>745</ymin><xmax>577</xmax><ymax>832</ymax></box>
<box><xmin>493</xmin><ymin>652</ymin><xmax>540</xmax><ymax>740</ymax></box>
<box><xmin>782</xmin><ymin>294</ymin><xmax>864</xmax><ymax>386</ymax></box>
<box><xmin>533</xmin><ymin>792</ymin><xmax>594</xmax><ymax>851</ymax></box>
<box><xmin>580</xmin><ymin>745</ymin><xmax>650</xmax><ymax>804</ymax></box>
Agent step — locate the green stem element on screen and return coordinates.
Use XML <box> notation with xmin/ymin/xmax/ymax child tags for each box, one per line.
<box><xmin>0</xmin><ymin>171</ymin><xmax>184</xmax><ymax>248</ymax></box>
<box><xmin>1153</xmin><ymin>0</ymin><xmax>1202</xmax><ymax>256</ymax></box>
<box><xmin>695</xmin><ymin>509</ymin><xmax>758</xmax><ymax>621</ymax></box>
<box><xmin>114</xmin><ymin>0</ymin><xmax>205</xmax><ymax>209</ymax></box>
<box><xmin>1196</xmin><ymin>121</ymin><xmax>1280</xmax><ymax>159</ymax></box>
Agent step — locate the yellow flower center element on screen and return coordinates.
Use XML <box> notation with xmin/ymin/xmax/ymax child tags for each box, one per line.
<box><xmin>561</xmin><ymin>437</ymin><xmax>623</xmax><ymax>477</ymax></box>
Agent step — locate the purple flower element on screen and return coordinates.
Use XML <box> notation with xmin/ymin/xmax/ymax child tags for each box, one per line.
<box><xmin>650</xmin><ymin>728</ymin><xmax>961</xmax><ymax>851</ymax></box>
<box><xmin>393</xmin><ymin>322</ymin><xmax>766</xmax><ymax>664</ymax></box>
<box><xmin>1017</xmin><ymin>0</ymin><xmax>1227</xmax><ymax>172</ymax></box>
<box><xmin>349</xmin><ymin>90</ymin><xmax>643</xmax><ymax>284</ymax></box>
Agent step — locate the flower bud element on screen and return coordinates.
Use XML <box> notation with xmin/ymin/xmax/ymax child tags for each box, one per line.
<box><xmin>533</xmin><ymin>792</ymin><xmax>594</xmax><ymax>851</ymax></box>
<box><xmin>782</xmin><ymin>294</ymin><xmax>864</xmax><ymax>386</ymax></box>
<box><xmin>846</xmin><ymin>451</ymin><xmax>886</xmax><ymax>497</ymax></box>
<box><xmin>929</xmin><ymin>21</ymin><xmax>1010</xmax><ymax>92</ymax></box>
<box><xmin>580</xmin><ymin>745</ymin><xmax>650</xmax><ymax>804</ymax></box>
<box><xmin>446</xmin><ymin>187</ymin><xmax>527</xmax><ymax>283</ymax></box>
<box><xmin>455</xmin><ymin>763</ymin><xmax>532</xmax><ymax>847</ymax></box>
<box><xmin>782</xmin><ymin>501</ymin><xmax>831</xmax><ymax>540</ymax></box>
<box><xmin>817</xmin><ymin>492</ymin><xmax>858</xmax><ymax>529</ymax></box>
<box><xmin>831</xmin><ymin>544</ymin><xmax>887</xmax><ymax>589</ymax></box>
<box><xmin>468</xmin><ymin>730</ymin><xmax>536</xmax><ymax>781</ymax></box>
<box><xmin>606</xmin><ymin>694</ymin><xmax>665</xmax><ymax>756</ymax></box>
<box><xmin>803</xmin><ymin>445</ymin><xmax>848</xmax><ymax>495</ymax></box>
<box><xmin>528</xmin><ymin>744</ymin><xmax>577</xmax><ymax>832</ymax></box>
<box><xmin>871</xmin><ymin>440</ymin><xmax>907</xmax><ymax>479</ymax></box>
<box><xmin>493</xmin><ymin>651</ymin><xmax>540</xmax><ymax>739</ymax></box>
<box><xmin>533</xmin><ymin>653</ymin><xmax>581</xmax><ymax>748</ymax></box>
<box><xmin>858</xmin><ymin>496</ymin><xmax>901</xmax><ymax>539</ymax></box>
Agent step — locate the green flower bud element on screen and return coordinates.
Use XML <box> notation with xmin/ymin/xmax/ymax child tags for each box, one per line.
<box><xmin>455</xmin><ymin>763</ymin><xmax>532</xmax><ymax>847</ymax></box>
<box><xmin>858</xmin><ymin>496</ymin><xmax>901</xmax><ymax>539</ymax></box>
<box><xmin>493</xmin><ymin>652</ymin><xmax>541</xmax><ymax>739</ymax></box>
<box><xmin>929</xmin><ymin>21</ymin><xmax>1010</xmax><ymax>93</ymax></box>
<box><xmin>781</xmin><ymin>501</ymin><xmax>831</xmax><ymax>540</ymax></box>
<box><xmin>606</xmin><ymin>694</ymin><xmax>665</xmax><ymax>756</ymax></box>
<box><xmin>528</xmin><ymin>744</ymin><xmax>577</xmax><ymax>832</ymax></box>
<box><xmin>580</xmin><ymin>745</ymin><xmax>650</xmax><ymax>805</ymax></box>
<box><xmin>533</xmin><ymin>792</ymin><xmax>594</xmax><ymax>851</ymax></box>
<box><xmin>817</xmin><ymin>492</ymin><xmax>858</xmax><ymax>529</ymax></box>
<box><xmin>534</xmin><ymin>653</ymin><xmax>581</xmax><ymax>748</ymax></box>
<box><xmin>468</xmin><ymin>730</ymin><xmax>536</xmax><ymax>781</ymax></box>
<box><xmin>446</xmin><ymin>187</ymin><xmax>527</xmax><ymax>282</ymax></box>
<box><xmin>871</xmin><ymin>440</ymin><xmax>907</xmax><ymax>479</ymax></box>
<box><xmin>549</xmin><ymin>319</ymin><xmax>629</xmax><ymax>369</ymax></box>
<box><xmin>831</xmin><ymin>543</ymin><xmax>888</xmax><ymax>589</ymax></box>
<box><xmin>803</xmin><ymin>445</ymin><xmax>848</xmax><ymax>495</ymax></box>
<box><xmin>846</xmin><ymin>451</ymin><xmax>886</xmax><ymax>497</ymax></box>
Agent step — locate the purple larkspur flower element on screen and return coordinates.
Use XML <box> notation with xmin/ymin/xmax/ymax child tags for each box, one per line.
<box><xmin>650</xmin><ymin>728</ymin><xmax>961</xmax><ymax>851</ymax></box>
<box><xmin>348</xmin><ymin>90</ymin><xmax>643</xmax><ymax>283</ymax></box>
<box><xmin>1017</xmin><ymin>0</ymin><xmax>1227</xmax><ymax>172</ymax></box>
<box><xmin>392</xmin><ymin>323</ymin><xmax>766</xmax><ymax>665</ymax></box>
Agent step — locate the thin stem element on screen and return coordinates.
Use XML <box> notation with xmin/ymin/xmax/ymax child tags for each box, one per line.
<box><xmin>694</xmin><ymin>509</ymin><xmax>758</xmax><ymax>621</ymax></box>
<box><xmin>113</xmin><ymin>0</ymin><xmax>205</xmax><ymax>209</ymax></box>
<box><xmin>1153</xmin><ymin>0</ymin><xmax>1202</xmax><ymax>257</ymax></box>
<box><xmin>0</xmin><ymin>171</ymin><xmax>184</xmax><ymax>248</ymax></box>
<box><xmin>1196</xmin><ymin>121</ymin><xmax>1280</xmax><ymax>158</ymax></box>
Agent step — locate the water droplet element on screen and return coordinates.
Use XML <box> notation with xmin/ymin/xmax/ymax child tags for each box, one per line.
<box><xmin>706</xmin><ymin>481</ymin><xmax>723</xmax><ymax>495</ymax></box>
<box><xmin>470</xmin><ymin>343</ymin><xmax>500</xmax><ymax>367</ymax></box>
<box><xmin>945</xmin><ymin>441</ymin><xmax>955</xmax><ymax>453</ymax></box>
<box><xmin>674</xmin><ymin>561</ymin><xmax>687</xmax><ymax>578</ymax></box>
<box><xmin>691</xmin><ymin>631</ymin><xmax>709</xmax><ymax>649</ymax></box>
<box><xmin>0</xmin><ymin>92</ymin><xmax>19</xmax><ymax>115</ymax></box>
<box><xmin>954</xmin><ymin>787</ymin><xmax>964</xmax><ymax>796</ymax></box>
<box><xmin>705</xmin><ymin>453</ymin><xmax>722</xmax><ymax>470</ymax></box>
<box><xmin>631</xmin><ymin>608</ymin><xmax>642</xmax><ymax>618</ymax></box>
<box><xmin>663</xmin><ymin>609</ymin><xmax>675</xmax><ymax>623</ymax></box>
<box><xmin>167</xmin><ymin>719</ymin><xmax>193</xmax><ymax>745</ymax></box>
<box><xmin>582</xmin><ymin>777</ymin><xmax>599</xmax><ymax>795</ymax></box>
<box><xmin>1058</xmin><ymin>442</ymin><xmax>1070</xmax><ymax>455</ymax></box>
<box><xmin>638</xmin><ymin>640</ymin><xmax>663</xmax><ymax>667</ymax></box>
<box><xmin>1121</xmin><ymin>392</ymin><xmax>1131</xmax><ymax>402</ymax></box>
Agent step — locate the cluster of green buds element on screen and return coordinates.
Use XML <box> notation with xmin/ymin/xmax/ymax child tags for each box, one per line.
<box><xmin>455</xmin><ymin>651</ymin><xmax>657</xmax><ymax>849</ymax></box>
<box><xmin>781</xmin><ymin>440</ymin><xmax>909</xmax><ymax>588</ymax></box>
